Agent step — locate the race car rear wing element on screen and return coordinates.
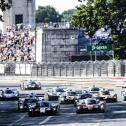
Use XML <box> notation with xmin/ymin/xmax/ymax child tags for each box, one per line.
<box><xmin>19</xmin><ymin>93</ymin><xmax>45</xmax><ymax>100</ymax></box>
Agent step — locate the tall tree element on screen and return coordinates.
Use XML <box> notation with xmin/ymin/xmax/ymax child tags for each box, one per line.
<box><xmin>72</xmin><ymin>0</ymin><xmax>126</xmax><ymax>59</ymax></box>
<box><xmin>0</xmin><ymin>0</ymin><xmax>10</xmax><ymax>21</ymax></box>
<box><xmin>61</xmin><ymin>9</ymin><xmax>76</xmax><ymax>22</ymax></box>
<box><xmin>36</xmin><ymin>6</ymin><xmax>61</xmax><ymax>23</ymax></box>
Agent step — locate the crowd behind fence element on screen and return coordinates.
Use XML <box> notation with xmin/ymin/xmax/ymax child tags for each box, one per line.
<box><xmin>0</xmin><ymin>25</ymin><xmax>35</xmax><ymax>63</ymax></box>
<box><xmin>0</xmin><ymin>60</ymin><xmax>126</xmax><ymax>77</ymax></box>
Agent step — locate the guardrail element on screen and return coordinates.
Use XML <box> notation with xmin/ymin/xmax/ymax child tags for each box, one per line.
<box><xmin>0</xmin><ymin>60</ymin><xmax>126</xmax><ymax>77</ymax></box>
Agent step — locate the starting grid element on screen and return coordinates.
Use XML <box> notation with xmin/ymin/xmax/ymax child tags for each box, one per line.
<box><xmin>0</xmin><ymin>60</ymin><xmax>126</xmax><ymax>77</ymax></box>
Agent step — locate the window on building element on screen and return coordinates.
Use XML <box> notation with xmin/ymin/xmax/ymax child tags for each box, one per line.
<box><xmin>15</xmin><ymin>14</ymin><xmax>23</xmax><ymax>24</ymax></box>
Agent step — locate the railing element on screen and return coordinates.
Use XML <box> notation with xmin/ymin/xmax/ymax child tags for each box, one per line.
<box><xmin>0</xmin><ymin>60</ymin><xmax>126</xmax><ymax>77</ymax></box>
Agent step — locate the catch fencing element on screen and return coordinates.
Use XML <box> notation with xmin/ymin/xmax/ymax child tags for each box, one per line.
<box><xmin>0</xmin><ymin>60</ymin><xmax>126</xmax><ymax>77</ymax></box>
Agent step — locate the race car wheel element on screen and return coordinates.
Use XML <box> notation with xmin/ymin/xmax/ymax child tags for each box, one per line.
<box><xmin>123</xmin><ymin>97</ymin><xmax>126</xmax><ymax>101</ymax></box>
<box><xmin>100</xmin><ymin>109</ymin><xmax>105</xmax><ymax>113</ymax></box>
<box><xmin>113</xmin><ymin>98</ymin><xmax>117</xmax><ymax>102</ymax></box>
<box><xmin>76</xmin><ymin>110</ymin><xmax>81</xmax><ymax>114</ymax></box>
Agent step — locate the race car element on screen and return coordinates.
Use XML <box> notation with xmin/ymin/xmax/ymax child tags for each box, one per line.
<box><xmin>99</xmin><ymin>89</ymin><xmax>117</xmax><ymax>102</ymax></box>
<box><xmin>88</xmin><ymin>85</ymin><xmax>100</xmax><ymax>98</ymax></box>
<box><xmin>74</xmin><ymin>93</ymin><xmax>92</xmax><ymax>106</ymax></box>
<box><xmin>28</xmin><ymin>101</ymin><xmax>60</xmax><ymax>117</ymax></box>
<box><xmin>59</xmin><ymin>90</ymin><xmax>76</xmax><ymax>104</ymax></box>
<box><xmin>76</xmin><ymin>98</ymin><xmax>106</xmax><ymax>114</ymax></box>
<box><xmin>0</xmin><ymin>88</ymin><xmax>19</xmax><ymax>100</ymax></box>
<box><xmin>20</xmin><ymin>80</ymin><xmax>42</xmax><ymax>90</ymax></box>
<box><xmin>75</xmin><ymin>89</ymin><xmax>89</xmax><ymax>97</ymax></box>
<box><xmin>47</xmin><ymin>87</ymin><xmax>65</xmax><ymax>101</ymax></box>
<box><xmin>18</xmin><ymin>93</ymin><xmax>45</xmax><ymax>111</ymax></box>
<box><xmin>121</xmin><ymin>87</ymin><xmax>126</xmax><ymax>101</ymax></box>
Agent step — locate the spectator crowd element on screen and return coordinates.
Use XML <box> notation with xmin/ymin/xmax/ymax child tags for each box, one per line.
<box><xmin>0</xmin><ymin>25</ymin><xmax>35</xmax><ymax>63</ymax></box>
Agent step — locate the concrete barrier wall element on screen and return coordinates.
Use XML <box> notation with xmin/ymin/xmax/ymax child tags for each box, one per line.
<box><xmin>0</xmin><ymin>60</ymin><xmax>126</xmax><ymax>77</ymax></box>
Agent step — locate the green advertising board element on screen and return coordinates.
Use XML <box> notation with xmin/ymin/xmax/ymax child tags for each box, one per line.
<box><xmin>87</xmin><ymin>44</ymin><xmax>112</xmax><ymax>51</ymax></box>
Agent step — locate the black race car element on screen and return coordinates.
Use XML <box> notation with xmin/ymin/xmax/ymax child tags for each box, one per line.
<box><xmin>20</xmin><ymin>80</ymin><xmax>41</xmax><ymax>90</ymax></box>
<box><xmin>28</xmin><ymin>101</ymin><xmax>60</xmax><ymax>117</ymax></box>
<box><xmin>18</xmin><ymin>93</ymin><xmax>45</xmax><ymax>111</ymax></box>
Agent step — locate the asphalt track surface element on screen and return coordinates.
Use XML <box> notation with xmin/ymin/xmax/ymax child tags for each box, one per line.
<box><xmin>0</xmin><ymin>84</ymin><xmax>126</xmax><ymax>126</ymax></box>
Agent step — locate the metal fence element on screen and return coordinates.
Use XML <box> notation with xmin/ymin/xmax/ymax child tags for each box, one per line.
<box><xmin>0</xmin><ymin>60</ymin><xmax>126</xmax><ymax>77</ymax></box>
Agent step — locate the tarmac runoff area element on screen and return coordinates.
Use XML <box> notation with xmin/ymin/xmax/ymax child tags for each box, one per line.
<box><xmin>0</xmin><ymin>76</ymin><xmax>126</xmax><ymax>88</ymax></box>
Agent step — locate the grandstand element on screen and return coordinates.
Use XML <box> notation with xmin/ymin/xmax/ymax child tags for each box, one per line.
<box><xmin>0</xmin><ymin>25</ymin><xmax>35</xmax><ymax>63</ymax></box>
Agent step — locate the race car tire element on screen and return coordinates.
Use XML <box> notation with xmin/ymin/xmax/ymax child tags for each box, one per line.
<box><xmin>55</xmin><ymin>106</ymin><xmax>60</xmax><ymax>113</ymax></box>
<box><xmin>76</xmin><ymin>110</ymin><xmax>82</xmax><ymax>114</ymax></box>
<box><xmin>74</xmin><ymin>103</ymin><xmax>77</xmax><ymax>107</ymax></box>
<box><xmin>113</xmin><ymin>98</ymin><xmax>117</xmax><ymax>102</ymax></box>
<box><xmin>100</xmin><ymin>109</ymin><xmax>105</xmax><ymax>113</ymax></box>
<box><xmin>123</xmin><ymin>97</ymin><xmax>126</xmax><ymax>101</ymax></box>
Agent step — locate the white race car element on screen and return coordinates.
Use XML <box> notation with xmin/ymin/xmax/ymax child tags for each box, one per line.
<box><xmin>99</xmin><ymin>89</ymin><xmax>117</xmax><ymax>102</ymax></box>
<box><xmin>88</xmin><ymin>85</ymin><xmax>100</xmax><ymax>98</ymax></box>
<box><xmin>59</xmin><ymin>90</ymin><xmax>77</xmax><ymax>104</ymax></box>
<box><xmin>20</xmin><ymin>80</ymin><xmax>42</xmax><ymax>90</ymax></box>
<box><xmin>0</xmin><ymin>88</ymin><xmax>19</xmax><ymax>100</ymax></box>
<box><xmin>47</xmin><ymin>87</ymin><xmax>65</xmax><ymax>101</ymax></box>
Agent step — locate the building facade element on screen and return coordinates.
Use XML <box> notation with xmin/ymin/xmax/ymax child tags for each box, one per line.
<box><xmin>3</xmin><ymin>0</ymin><xmax>35</xmax><ymax>30</ymax></box>
<box><xmin>41</xmin><ymin>28</ymin><xmax>79</xmax><ymax>62</ymax></box>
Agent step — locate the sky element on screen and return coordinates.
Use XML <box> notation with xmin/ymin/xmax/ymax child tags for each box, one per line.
<box><xmin>36</xmin><ymin>0</ymin><xmax>82</xmax><ymax>13</ymax></box>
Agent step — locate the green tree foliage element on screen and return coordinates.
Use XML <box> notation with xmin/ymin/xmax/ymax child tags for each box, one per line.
<box><xmin>61</xmin><ymin>9</ymin><xmax>76</xmax><ymax>22</ymax></box>
<box><xmin>36</xmin><ymin>6</ymin><xmax>61</xmax><ymax>23</ymax></box>
<box><xmin>72</xmin><ymin>0</ymin><xmax>126</xmax><ymax>59</ymax></box>
<box><xmin>0</xmin><ymin>0</ymin><xmax>10</xmax><ymax>21</ymax></box>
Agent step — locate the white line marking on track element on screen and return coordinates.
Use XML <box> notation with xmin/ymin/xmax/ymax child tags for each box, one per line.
<box><xmin>39</xmin><ymin>116</ymin><xmax>52</xmax><ymax>125</ymax></box>
<box><xmin>8</xmin><ymin>114</ymin><xmax>26</xmax><ymax>126</ymax></box>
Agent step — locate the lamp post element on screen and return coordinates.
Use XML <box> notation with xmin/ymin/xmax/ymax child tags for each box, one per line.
<box><xmin>90</xmin><ymin>38</ymin><xmax>92</xmax><ymax>61</ymax></box>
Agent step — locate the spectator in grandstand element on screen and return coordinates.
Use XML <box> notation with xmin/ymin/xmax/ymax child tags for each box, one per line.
<box><xmin>0</xmin><ymin>25</ymin><xmax>35</xmax><ymax>63</ymax></box>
